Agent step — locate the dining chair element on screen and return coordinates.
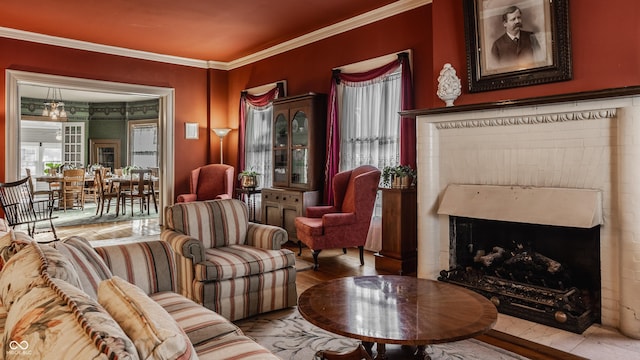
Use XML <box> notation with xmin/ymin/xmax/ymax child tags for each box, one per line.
<box><xmin>84</xmin><ymin>166</ymin><xmax>101</xmax><ymax>204</ymax></box>
<box><xmin>62</xmin><ymin>169</ymin><xmax>86</xmax><ymax>211</ymax></box>
<box><xmin>94</xmin><ymin>168</ymin><xmax>119</xmax><ymax>217</ymax></box>
<box><xmin>25</xmin><ymin>168</ymin><xmax>55</xmax><ymax>203</ymax></box>
<box><xmin>120</xmin><ymin>169</ymin><xmax>156</xmax><ymax>216</ymax></box>
<box><xmin>0</xmin><ymin>177</ymin><xmax>58</xmax><ymax>241</ymax></box>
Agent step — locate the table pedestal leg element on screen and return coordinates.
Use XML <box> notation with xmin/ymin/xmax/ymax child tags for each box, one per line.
<box><xmin>414</xmin><ymin>345</ymin><xmax>430</xmax><ymax>360</ymax></box>
<box><xmin>363</xmin><ymin>342</ymin><xmax>374</xmax><ymax>356</ymax></box>
<box><xmin>374</xmin><ymin>343</ymin><xmax>387</xmax><ymax>360</ymax></box>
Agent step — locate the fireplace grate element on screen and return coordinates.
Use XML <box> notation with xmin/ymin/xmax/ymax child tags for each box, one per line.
<box><xmin>439</xmin><ymin>268</ymin><xmax>596</xmax><ymax>334</ymax></box>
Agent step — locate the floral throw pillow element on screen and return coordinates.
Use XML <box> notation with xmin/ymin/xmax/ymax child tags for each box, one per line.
<box><xmin>0</xmin><ymin>243</ymin><xmax>46</xmax><ymax>310</ymax></box>
<box><xmin>3</xmin><ymin>279</ymin><xmax>139</xmax><ymax>360</ymax></box>
<box><xmin>98</xmin><ymin>276</ymin><xmax>197</xmax><ymax>360</ymax></box>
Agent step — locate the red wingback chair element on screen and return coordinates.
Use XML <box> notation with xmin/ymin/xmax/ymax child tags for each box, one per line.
<box><xmin>294</xmin><ymin>165</ymin><xmax>381</xmax><ymax>269</ymax></box>
<box><xmin>176</xmin><ymin>164</ymin><xmax>234</xmax><ymax>203</ymax></box>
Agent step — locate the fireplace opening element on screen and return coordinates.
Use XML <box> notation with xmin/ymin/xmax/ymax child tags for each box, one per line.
<box><xmin>438</xmin><ymin>216</ymin><xmax>601</xmax><ymax>334</ymax></box>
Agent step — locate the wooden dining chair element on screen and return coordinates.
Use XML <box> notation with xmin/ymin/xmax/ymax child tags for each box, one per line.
<box><xmin>120</xmin><ymin>169</ymin><xmax>155</xmax><ymax>216</ymax></box>
<box><xmin>94</xmin><ymin>168</ymin><xmax>119</xmax><ymax>217</ymax></box>
<box><xmin>84</xmin><ymin>166</ymin><xmax>101</xmax><ymax>204</ymax></box>
<box><xmin>25</xmin><ymin>168</ymin><xmax>55</xmax><ymax>202</ymax></box>
<box><xmin>62</xmin><ymin>169</ymin><xmax>85</xmax><ymax>211</ymax></box>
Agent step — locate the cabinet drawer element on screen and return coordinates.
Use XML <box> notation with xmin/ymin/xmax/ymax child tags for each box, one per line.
<box><xmin>261</xmin><ymin>189</ymin><xmax>301</xmax><ymax>205</ymax></box>
<box><xmin>280</xmin><ymin>192</ymin><xmax>301</xmax><ymax>206</ymax></box>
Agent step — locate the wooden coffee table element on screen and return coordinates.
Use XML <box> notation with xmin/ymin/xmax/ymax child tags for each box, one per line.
<box><xmin>298</xmin><ymin>275</ymin><xmax>497</xmax><ymax>360</ymax></box>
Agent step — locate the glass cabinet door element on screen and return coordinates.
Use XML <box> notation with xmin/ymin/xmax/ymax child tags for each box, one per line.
<box><xmin>270</xmin><ymin>93</ymin><xmax>326</xmax><ymax>191</ymax></box>
<box><xmin>274</xmin><ymin>113</ymin><xmax>288</xmax><ymax>148</ymax></box>
<box><xmin>290</xmin><ymin>110</ymin><xmax>309</xmax><ymax>186</ymax></box>
<box><xmin>290</xmin><ymin>111</ymin><xmax>308</xmax><ymax>147</ymax></box>
<box><xmin>273</xmin><ymin>149</ymin><xmax>288</xmax><ymax>185</ymax></box>
<box><xmin>273</xmin><ymin>113</ymin><xmax>289</xmax><ymax>186</ymax></box>
<box><xmin>291</xmin><ymin>148</ymin><xmax>309</xmax><ymax>185</ymax></box>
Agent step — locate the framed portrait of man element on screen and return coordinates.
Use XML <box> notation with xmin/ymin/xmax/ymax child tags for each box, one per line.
<box><xmin>463</xmin><ymin>0</ymin><xmax>572</xmax><ymax>92</ymax></box>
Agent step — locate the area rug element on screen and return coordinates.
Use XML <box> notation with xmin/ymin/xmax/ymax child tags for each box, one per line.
<box><xmin>51</xmin><ymin>202</ymin><xmax>159</xmax><ymax>228</ymax></box>
<box><xmin>235</xmin><ymin>308</ymin><xmax>529</xmax><ymax>360</ymax></box>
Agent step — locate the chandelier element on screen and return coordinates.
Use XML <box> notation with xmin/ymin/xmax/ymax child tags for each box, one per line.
<box><xmin>42</xmin><ymin>88</ymin><xmax>67</xmax><ymax>120</ymax></box>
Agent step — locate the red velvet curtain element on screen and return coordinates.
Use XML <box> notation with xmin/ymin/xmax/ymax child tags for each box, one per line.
<box><xmin>399</xmin><ymin>52</ymin><xmax>416</xmax><ymax>169</ymax></box>
<box><xmin>324</xmin><ymin>53</ymin><xmax>415</xmax><ymax>204</ymax></box>
<box><xmin>237</xmin><ymin>83</ymin><xmax>284</xmax><ymax>172</ymax></box>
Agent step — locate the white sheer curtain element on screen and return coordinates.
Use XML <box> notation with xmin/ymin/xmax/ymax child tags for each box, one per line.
<box><xmin>244</xmin><ymin>103</ymin><xmax>273</xmax><ymax>220</ymax></box>
<box><xmin>339</xmin><ymin>70</ymin><xmax>401</xmax><ymax>172</ymax></box>
<box><xmin>338</xmin><ymin>69</ymin><xmax>401</xmax><ymax>252</ymax></box>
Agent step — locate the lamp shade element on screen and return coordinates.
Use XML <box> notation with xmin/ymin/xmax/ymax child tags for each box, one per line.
<box><xmin>213</xmin><ymin>128</ymin><xmax>231</xmax><ymax>138</ymax></box>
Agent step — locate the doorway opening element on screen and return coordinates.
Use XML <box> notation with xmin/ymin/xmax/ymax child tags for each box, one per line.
<box><xmin>6</xmin><ymin>69</ymin><xmax>175</xmax><ymax>226</ymax></box>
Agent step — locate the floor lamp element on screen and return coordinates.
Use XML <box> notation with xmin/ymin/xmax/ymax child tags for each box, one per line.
<box><xmin>212</xmin><ymin>128</ymin><xmax>231</xmax><ymax>164</ymax></box>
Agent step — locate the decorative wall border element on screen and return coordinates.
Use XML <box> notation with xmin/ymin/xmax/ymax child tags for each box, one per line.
<box><xmin>435</xmin><ymin>109</ymin><xmax>617</xmax><ymax>130</ymax></box>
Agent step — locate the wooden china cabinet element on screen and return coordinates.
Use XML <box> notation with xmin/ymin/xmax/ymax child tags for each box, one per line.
<box><xmin>261</xmin><ymin>93</ymin><xmax>326</xmax><ymax>241</ymax></box>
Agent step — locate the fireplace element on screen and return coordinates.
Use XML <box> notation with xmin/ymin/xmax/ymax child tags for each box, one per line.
<box><xmin>412</xmin><ymin>90</ymin><xmax>640</xmax><ymax>339</ymax></box>
<box><xmin>435</xmin><ymin>184</ymin><xmax>602</xmax><ymax>333</ymax></box>
<box><xmin>439</xmin><ymin>215</ymin><xmax>600</xmax><ymax>333</ymax></box>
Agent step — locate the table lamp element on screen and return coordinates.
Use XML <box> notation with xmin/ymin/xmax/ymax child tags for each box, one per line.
<box><xmin>212</xmin><ymin>128</ymin><xmax>231</xmax><ymax>164</ymax></box>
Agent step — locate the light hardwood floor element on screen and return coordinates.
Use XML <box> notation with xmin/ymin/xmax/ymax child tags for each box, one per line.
<box><xmin>34</xmin><ymin>217</ymin><xmax>162</xmax><ymax>243</ymax></box>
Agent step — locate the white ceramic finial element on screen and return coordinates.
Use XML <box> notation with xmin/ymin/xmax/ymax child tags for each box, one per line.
<box><xmin>437</xmin><ymin>63</ymin><xmax>462</xmax><ymax>107</ymax></box>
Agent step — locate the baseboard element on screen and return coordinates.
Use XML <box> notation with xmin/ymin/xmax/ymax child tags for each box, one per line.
<box><xmin>476</xmin><ymin>329</ymin><xmax>588</xmax><ymax>360</ymax></box>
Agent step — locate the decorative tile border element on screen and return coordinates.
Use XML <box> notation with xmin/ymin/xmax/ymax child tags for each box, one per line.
<box><xmin>435</xmin><ymin>109</ymin><xmax>617</xmax><ymax>129</ymax></box>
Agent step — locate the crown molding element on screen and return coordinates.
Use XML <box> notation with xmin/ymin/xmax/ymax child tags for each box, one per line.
<box><xmin>0</xmin><ymin>0</ymin><xmax>431</xmax><ymax>71</ymax></box>
<box><xmin>0</xmin><ymin>27</ymin><xmax>210</xmax><ymax>69</ymax></box>
<box><xmin>225</xmin><ymin>0</ymin><xmax>432</xmax><ymax>70</ymax></box>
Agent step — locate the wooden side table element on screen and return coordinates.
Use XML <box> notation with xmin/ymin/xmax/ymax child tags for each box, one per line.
<box><xmin>236</xmin><ymin>187</ymin><xmax>261</xmax><ymax>222</ymax></box>
<box><xmin>375</xmin><ymin>188</ymin><xmax>417</xmax><ymax>275</ymax></box>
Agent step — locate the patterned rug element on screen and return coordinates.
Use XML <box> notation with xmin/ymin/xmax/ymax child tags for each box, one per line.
<box><xmin>51</xmin><ymin>202</ymin><xmax>159</xmax><ymax>228</ymax></box>
<box><xmin>235</xmin><ymin>308</ymin><xmax>529</xmax><ymax>360</ymax></box>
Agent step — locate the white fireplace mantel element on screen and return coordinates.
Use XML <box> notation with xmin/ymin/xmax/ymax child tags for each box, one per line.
<box><xmin>413</xmin><ymin>90</ymin><xmax>640</xmax><ymax>338</ymax></box>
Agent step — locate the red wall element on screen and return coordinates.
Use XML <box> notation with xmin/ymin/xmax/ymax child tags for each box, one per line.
<box><xmin>432</xmin><ymin>0</ymin><xmax>640</xmax><ymax>105</ymax></box>
<box><xmin>0</xmin><ymin>38</ymin><xmax>209</xmax><ymax>196</ymax></box>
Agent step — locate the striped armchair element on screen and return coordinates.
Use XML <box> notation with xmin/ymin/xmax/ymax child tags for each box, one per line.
<box><xmin>162</xmin><ymin>198</ymin><xmax>297</xmax><ymax>321</ymax></box>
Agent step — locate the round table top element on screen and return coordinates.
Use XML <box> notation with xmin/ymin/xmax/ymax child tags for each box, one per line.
<box><xmin>298</xmin><ymin>275</ymin><xmax>497</xmax><ymax>346</ymax></box>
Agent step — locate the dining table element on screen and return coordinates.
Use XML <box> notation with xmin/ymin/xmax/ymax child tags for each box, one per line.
<box><xmin>35</xmin><ymin>173</ymin><xmax>96</xmax><ymax>210</ymax></box>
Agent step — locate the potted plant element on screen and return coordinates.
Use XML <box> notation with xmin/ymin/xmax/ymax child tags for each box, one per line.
<box><xmin>122</xmin><ymin>165</ymin><xmax>140</xmax><ymax>176</ymax></box>
<box><xmin>238</xmin><ymin>168</ymin><xmax>260</xmax><ymax>189</ymax></box>
<box><xmin>381</xmin><ymin>164</ymin><xmax>416</xmax><ymax>189</ymax></box>
<box><xmin>44</xmin><ymin>162</ymin><xmax>62</xmax><ymax>176</ymax></box>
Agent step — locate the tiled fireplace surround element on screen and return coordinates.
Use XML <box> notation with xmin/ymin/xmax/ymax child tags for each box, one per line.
<box><xmin>414</xmin><ymin>92</ymin><xmax>640</xmax><ymax>339</ymax></box>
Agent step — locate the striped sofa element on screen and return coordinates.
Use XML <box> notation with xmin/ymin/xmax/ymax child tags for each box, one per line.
<box><xmin>162</xmin><ymin>199</ymin><xmax>297</xmax><ymax>321</ymax></box>
<box><xmin>0</xmin><ymin>221</ymin><xmax>281</xmax><ymax>359</ymax></box>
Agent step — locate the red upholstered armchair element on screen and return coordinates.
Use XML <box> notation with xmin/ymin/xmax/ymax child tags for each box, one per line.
<box><xmin>294</xmin><ymin>165</ymin><xmax>381</xmax><ymax>270</ymax></box>
<box><xmin>176</xmin><ymin>164</ymin><xmax>234</xmax><ymax>203</ymax></box>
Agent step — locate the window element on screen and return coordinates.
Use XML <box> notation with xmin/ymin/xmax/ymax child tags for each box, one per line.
<box><xmin>128</xmin><ymin>120</ymin><xmax>158</xmax><ymax>168</ymax></box>
<box><xmin>244</xmin><ymin>104</ymin><xmax>273</xmax><ymax>189</ymax></box>
<box><xmin>330</xmin><ymin>52</ymin><xmax>412</xmax><ymax>252</ymax></box>
<box><xmin>239</xmin><ymin>82</ymin><xmax>285</xmax><ymax>222</ymax></box>
<box><xmin>339</xmin><ymin>69</ymin><xmax>401</xmax><ymax>172</ymax></box>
